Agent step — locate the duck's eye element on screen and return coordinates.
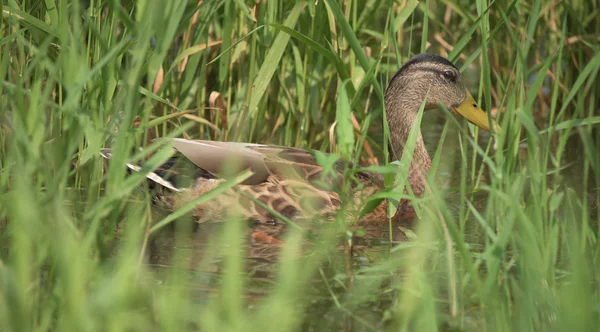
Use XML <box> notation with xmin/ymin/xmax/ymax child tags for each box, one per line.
<box><xmin>442</xmin><ymin>70</ymin><xmax>456</xmax><ymax>82</ymax></box>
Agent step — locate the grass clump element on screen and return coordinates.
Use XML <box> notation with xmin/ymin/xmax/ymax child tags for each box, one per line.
<box><xmin>1</xmin><ymin>0</ymin><xmax>599</xmax><ymax>331</ymax></box>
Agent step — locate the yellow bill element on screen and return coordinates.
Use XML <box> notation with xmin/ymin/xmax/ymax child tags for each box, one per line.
<box><xmin>453</xmin><ymin>89</ymin><xmax>501</xmax><ymax>133</ymax></box>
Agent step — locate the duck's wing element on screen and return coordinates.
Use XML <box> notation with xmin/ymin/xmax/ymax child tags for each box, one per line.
<box><xmin>171</xmin><ymin>139</ymin><xmax>330</xmax><ymax>185</ymax></box>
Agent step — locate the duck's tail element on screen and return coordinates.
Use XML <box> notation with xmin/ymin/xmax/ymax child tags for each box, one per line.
<box><xmin>99</xmin><ymin>149</ymin><xmax>186</xmax><ymax>192</ymax></box>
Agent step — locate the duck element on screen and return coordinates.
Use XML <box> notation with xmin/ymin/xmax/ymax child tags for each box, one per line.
<box><xmin>137</xmin><ymin>53</ymin><xmax>500</xmax><ymax>243</ymax></box>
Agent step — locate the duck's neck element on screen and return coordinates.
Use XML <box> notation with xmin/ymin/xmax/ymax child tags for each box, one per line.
<box><xmin>387</xmin><ymin>99</ymin><xmax>431</xmax><ymax>161</ymax></box>
<box><xmin>385</xmin><ymin>98</ymin><xmax>432</xmax><ymax>194</ymax></box>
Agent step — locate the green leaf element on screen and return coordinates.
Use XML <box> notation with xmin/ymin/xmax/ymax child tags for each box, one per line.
<box><xmin>232</xmin><ymin>0</ymin><xmax>256</xmax><ymax>22</ymax></box>
<box><xmin>323</xmin><ymin>0</ymin><xmax>384</xmax><ymax>101</ymax></box>
<box><xmin>2</xmin><ymin>6</ymin><xmax>58</xmax><ymax>37</ymax></box>
<box><xmin>336</xmin><ymin>79</ymin><xmax>354</xmax><ymax>161</ymax></box>
<box><xmin>248</xmin><ymin>2</ymin><xmax>305</xmax><ymax>116</ymax></box>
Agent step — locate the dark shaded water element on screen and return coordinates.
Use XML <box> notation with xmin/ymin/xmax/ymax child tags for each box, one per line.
<box><xmin>143</xmin><ymin>221</ymin><xmax>407</xmax><ymax>331</ymax></box>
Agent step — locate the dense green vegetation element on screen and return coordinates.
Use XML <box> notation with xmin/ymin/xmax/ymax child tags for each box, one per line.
<box><xmin>1</xmin><ymin>0</ymin><xmax>599</xmax><ymax>330</ymax></box>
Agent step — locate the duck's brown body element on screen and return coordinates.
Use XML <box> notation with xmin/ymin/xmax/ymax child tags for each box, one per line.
<box><xmin>134</xmin><ymin>54</ymin><xmax>499</xmax><ymax>244</ymax></box>
<box><xmin>157</xmin><ymin>141</ymin><xmax>420</xmax><ymax>224</ymax></box>
<box><xmin>153</xmin><ymin>140</ymin><xmax>432</xmax><ymax>246</ymax></box>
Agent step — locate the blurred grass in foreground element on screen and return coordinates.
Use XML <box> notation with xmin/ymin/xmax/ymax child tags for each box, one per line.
<box><xmin>1</xmin><ymin>0</ymin><xmax>599</xmax><ymax>331</ymax></box>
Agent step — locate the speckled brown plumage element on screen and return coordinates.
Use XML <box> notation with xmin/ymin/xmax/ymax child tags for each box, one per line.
<box><xmin>135</xmin><ymin>53</ymin><xmax>499</xmax><ymax>245</ymax></box>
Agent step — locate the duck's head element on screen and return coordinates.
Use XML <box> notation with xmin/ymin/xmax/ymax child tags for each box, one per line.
<box><xmin>385</xmin><ymin>53</ymin><xmax>500</xmax><ymax>133</ymax></box>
